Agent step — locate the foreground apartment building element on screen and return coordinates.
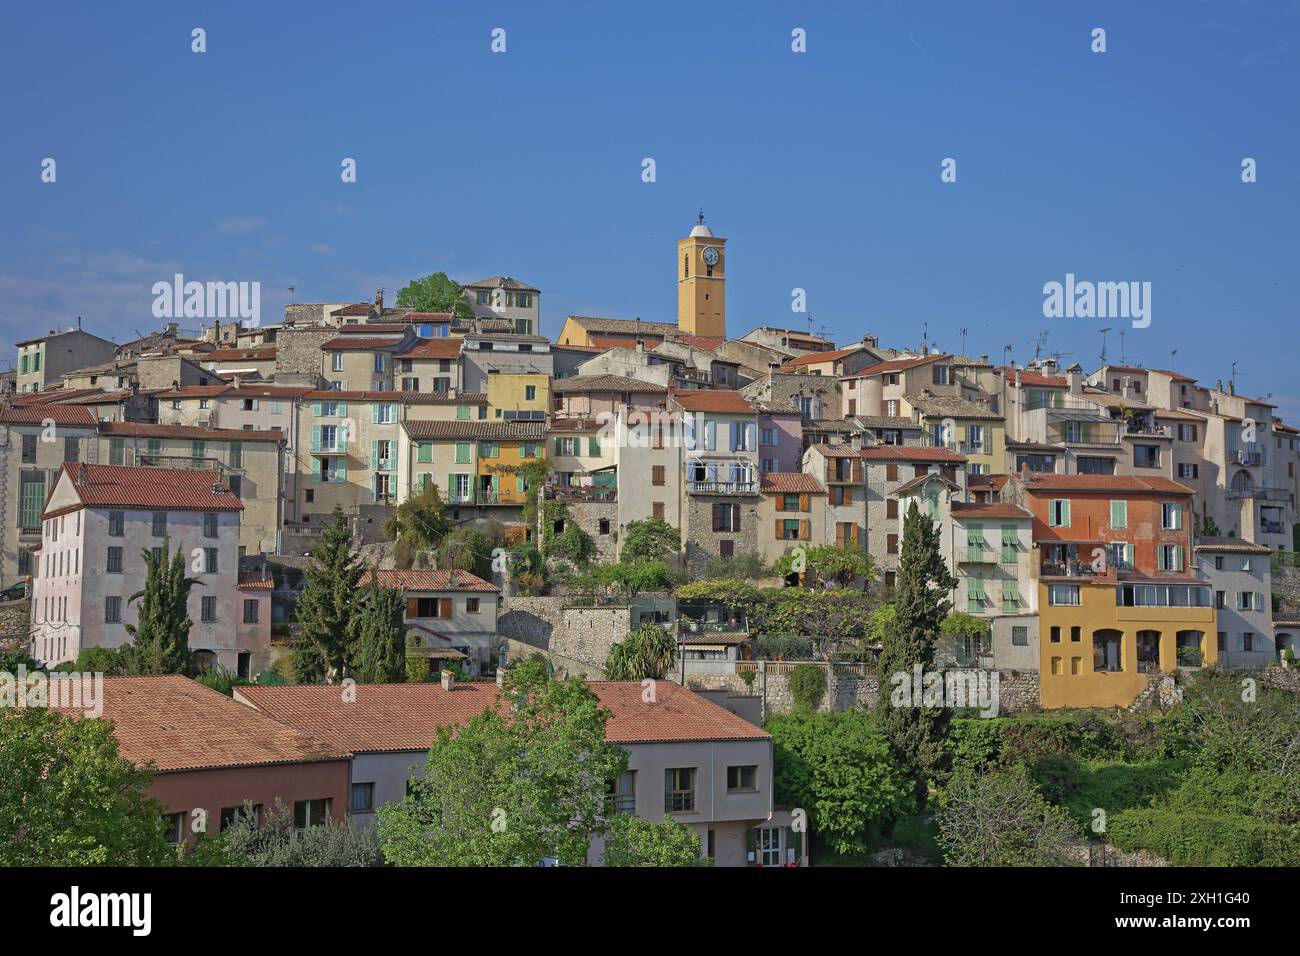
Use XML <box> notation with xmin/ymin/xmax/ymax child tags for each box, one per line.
<box><xmin>237</xmin><ymin>677</ymin><xmax>791</xmax><ymax>867</ymax></box>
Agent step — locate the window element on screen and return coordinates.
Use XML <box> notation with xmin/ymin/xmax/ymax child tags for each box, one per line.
<box><xmin>332</xmin><ymin>352</ymin><xmax>344</xmax><ymax>371</ymax></box>
<box><xmin>203</xmin><ymin>512</ymin><xmax>218</xmax><ymax>537</ymax></box>
<box><xmin>1134</xmin><ymin>445</ymin><xmax>1161</xmax><ymax>469</ymax></box>
<box><xmin>163</xmin><ymin>813</ymin><xmax>184</xmax><ymax>846</ymax></box>
<box><xmin>653</xmin><ymin>502</ymin><xmax>665</xmax><ymax>519</ymax></box>
<box><xmin>105</xmin><ymin>596</ymin><xmax>122</xmax><ymax>623</ymax></box>
<box><xmin>1012</xmin><ymin>626</ymin><xmax>1029</xmax><ymax>646</ymax></box>
<box><xmin>1178</xmin><ymin>463</ymin><xmax>1199</xmax><ymax>479</ymax></box>
<box><xmin>152</xmin><ymin>512</ymin><xmax>166</xmax><ymax>537</ymax></box>
<box><xmin>1048</xmin><ymin>584</ymin><xmax>1081</xmax><ymax>606</ymax></box>
<box><xmin>106</xmin><ymin>547</ymin><xmax>123</xmax><ymax>573</ymax></box>
<box><xmin>712</xmin><ymin>503</ymin><xmax>740</xmax><ymax>532</ymax></box>
<box><xmin>1110</xmin><ymin>500</ymin><xmax>1128</xmax><ymax>529</ymax></box>
<box><xmin>293</xmin><ymin>798</ymin><xmax>330</xmax><ymax>830</ymax></box>
<box><xmin>760</xmin><ymin>427</ymin><xmax>776</xmax><ymax>446</ymax></box>
<box><xmin>1077</xmin><ymin>456</ymin><xmax>1116</xmax><ymax>475</ymax></box>
<box><xmin>524</xmin><ymin>385</ymin><xmax>537</xmax><ymax>401</ymax></box>
<box><xmin>608</xmin><ymin>770</ymin><xmax>636</xmax><ymax>814</ymax></box>
<box><xmin>108</xmin><ymin>511</ymin><xmax>124</xmax><ymax>536</ymax></box>
<box><xmin>220</xmin><ymin>804</ymin><xmax>261</xmax><ymax>830</ymax></box>
<box><xmin>665</xmin><ymin>768</ymin><xmax>695</xmax><ymax>812</ymax></box>
<box><xmin>350</xmin><ymin>783</ymin><xmax>375</xmax><ymax>813</ymax></box>
<box><xmin>1047</xmin><ymin>499</ymin><xmax>1071</xmax><ymax>527</ymax></box>
<box><xmin>466</xmin><ymin>598</ymin><xmax>481</xmax><ymax>613</ymax></box>
<box><xmin>243</xmin><ymin>599</ymin><xmax>259</xmax><ymax>624</ymax></box>
<box><xmin>1161</xmin><ymin>502</ymin><xmax>1183</xmax><ymax>530</ymax></box>
<box><xmin>201</xmin><ymin>596</ymin><xmax>217</xmax><ymax>622</ymax></box>
<box><xmin>652</xmin><ymin>465</ymin><xmax>665</xmax><ymax>486</ymax></box>
<box><xmin>205</xmin><ymin>547</ymin><xmax>218</xmax><ymax>573</ymax></box>
<box><xmin>1177</xmin><ymin>423</ymin><xmax>1198</xmax><ymax>442</ymax></box>
<box><xmin>727</xmin><ymin>765</ymin><xmax>757</xmax><ymax>792</ymax></box>
<box><xmin>598</xmin><ymin>518</ymin><xmax>611</xmax><ymax>535</ymax></box>
<box><xmin>757</xmin><ymin>826</ymin><xmax>782</xmax><ymax>866</ymax></box>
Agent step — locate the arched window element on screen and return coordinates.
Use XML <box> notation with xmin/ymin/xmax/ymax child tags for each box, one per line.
<box><xmin>1093</xmin><ymin>629</ymin><xmax>1122</xmax><ymax>673</ymax></box>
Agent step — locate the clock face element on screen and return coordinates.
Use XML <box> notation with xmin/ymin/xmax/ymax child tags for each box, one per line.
<box><xmin>702</xmin><ymin>247</ymin><xmax>719</xmax><ymax>267</ymax></box>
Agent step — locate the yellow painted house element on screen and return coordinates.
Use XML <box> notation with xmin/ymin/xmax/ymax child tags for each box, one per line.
<box><xmin>401</xmin><ymin>419</ymin><xmax>546</xmax><ymax>516</ymax></box>
<box><xmin>487</xmin><ymin>372</ymin><xmax>550</xmax><ymax>423</ymax></box>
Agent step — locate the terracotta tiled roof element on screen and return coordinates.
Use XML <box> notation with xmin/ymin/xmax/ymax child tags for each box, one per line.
<box><xmin>1148</xmin><ymin>369</ymin><xmax>1197</xmax><ymax>383</ymax></box>
<box><xmin>777</xmin><ymin>344</ymin><xmax>866</xmax><ymax>370</ymax></box>
<box><xmin>237</xmin><ymin>571</ymin><xmax>275</xmax><ymax>589</ymax></box>
<box><xmin>11</xmin><ymin>387</ymin><xmax>105</xmax><ymax>406</ymax></box>
<box><xmin>951</xmin><ymin>501</ymin><xmax>1032</xmax><ymax>518</ymax></box>
<box><xmin>45</xmin><ymin>463</ymin><xmax>243</xmax><ymax>516</ymax></box>
<box><xmin>857</xmin><ymin>446</ymin><xmax>966</xmax><ymax>463</ymax></box>
<box><xmin>552</xmin><ymin>374</ymin><xmax>666</xmax><ymax>394</ymax></box>
<box><xmin>844</xmin><ymin>354</ymin><xmax>946</xmax><ymax>379</ymax></box>
<box><xmin>394</xmin><ymin>311</ymin><xmax>454</xmax><ymax>323</ymax></box>
<box><xmin>587</xmin><ymin>335</ymin><xmax>649</xmax><ymax>350</ymax></box>
<box><xmin>1192</xmin><ymin>537</ymin><xmax>1273</xmax><ymax>554</ymax></box>
<box><xmin>671</xmin><ymin>334</ymin><xmax>727</xmax><ymax>352</ymax></box>
<box><xmin>760</xmin><ymin>473</ymin><xmax>826</xmax><ymax>494</ymax></box>
<box><xmin>997</xmin><ymin>365</ymin><xmax>1068</xmax><ymax>388</ymax></box>
<box><xmin>402</xmin><ymin>420</ymin><xmax>546</xmax><ymax>441</ymax></box>
<box><xmin>205</xmin><ymin>347</ymin><xmax>276</xmax><ymax>362</ymax></box>
<box><xmin>1019</xmin><ymin>474</ymin><xmax>1193</xmax><ymax>495</ymax></box>
<box><xmin>907</xmin><ymin>394</ymin><xmax>1003</xmax><ymax>420</ymax></box>
<box><xmin>320</xmin><ymin>337</ymin><xmax>403</xmax><ymax>350</ymax></box>
<box><xmin>236</xmin><ymin>680</ymin><xmax>767</xmax><ymax>754</ymax></box>
<box><xmin>398</xmin><ymin>338</ymin><xmax>463</xmax><ymax>359</ymax></box>
<box><xmin>358</xmin><ymin>569</ymin><xmax>499</xmax><ymax>592</ymax></box>
<box><xmin>894</xmin><ymin>472</ymin><xmax>960</xmax><ymax>495</ymax></box>
<box><xmin>567</xmin><ymin>315</ymin><xmax>678</xmax><ymax>335</ymax></box>
<box><xmin>0</xmin><ymin>405</ymin><xmax>98</xmax><ymax>427</ymax></box>
<box><xmin>303</xmin><ymin>389</ymin><xmax>479</xmax><ymax>404</ymax></box>
<box><xmin>329</xmin><ymin>303</ymin><xmax>374</xmax><ymax>316</ymax></box>
<box><xmin>336</xmin><ymin>323</ymin><xmax>408</xmax><ymax>333</ymax></box>
<box><xmin>809</xmin><ymin>444</ymin><xmax>862</xmax><ymax>458</ymax></box>
<box><xmin>670</xmin><ymin>390</ymin><xmax>753</xmax><ymax>414</ymax></box>
<box><xmin>48</xmin><ymin>676</ymin><xmax>346</xmax><ymax>772</ymax></box>
<box><xmin>98</xmin><ymin>421</ymin><xmax>285</xmax><ymax>443</ymax></box>
<box><xmin>465</xmin><ymin>276</ymin><xmax>540</xmax><ymax>292</ymax></box>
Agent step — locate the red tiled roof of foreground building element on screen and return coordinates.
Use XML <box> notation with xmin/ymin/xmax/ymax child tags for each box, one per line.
<box><xmin>398</xmin><ymin>338</ymin><xmax>463</xmax><ymax>359</ymax></box>
<box><xmin>236</xmin><ymin>680</ymin><xmax>769</xmax><ymax>754</ymax></box>
<box><xmin>358</xmin><ymin>569</ymin><xmax>500</xmax><ymax>592</ymax></box>
<box><xmin>760</xmin><ymin>473</ymin><xmax>826</xmax><ymax>494</ymax></box>
<box><xmin>48</xmin><ymin>676</ymin><xmax>346</xmax><ymax>773</ymax></box>
<box><xmin>777</xmin><ymin>344</ymin><xmax>866</xmax><ymax>371</ymax></box>
<box><xmin>951</xmin><ymin>501</ymin><xmax>1033</xmax><ymax>519</ymax></box>
<box><xmin>843</xmin><ymin>354</ymin><xmax>947</xmax><ymax>380</ymax></box>
<box><xmin>43</xmin><ymin>463</ymin><xmax>243</xmax><ymax>517</ymax></box>
<box><xmin>670</xmin><ymin>389</ymin><xmax>754</xmax><ymax>414</ymax></box>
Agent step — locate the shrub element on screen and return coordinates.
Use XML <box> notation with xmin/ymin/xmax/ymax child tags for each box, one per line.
<box><xmin>1108</xmin><ymin>808</ymin><xmax>1300</xmax><ymax>866</ymax></box>
<box><xmin>755</xmin><ymin>635</ymin><xmax>815</xmax><ymax>660</ymax></box>
<box><xmin>787</xmin><ymin>663</ymin><xmax>827</xmax><ymax>712</ymax></box>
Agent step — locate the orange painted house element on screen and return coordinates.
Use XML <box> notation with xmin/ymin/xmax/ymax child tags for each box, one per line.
<box><xmin>1005</xmin><ymin>473</ymin><xmax>1216</xmax><ymax>708</ymax></box>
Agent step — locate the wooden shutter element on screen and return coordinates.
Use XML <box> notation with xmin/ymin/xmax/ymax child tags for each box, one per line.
<box><xmin>406</xmin><ymin>598</ymin><xmax>418</xmax><ymax>619</ymax></box>
<box><xmin>439</xmin><ymin>597</ymin><xmax>453</xmax><ymax>618</ymax></box>
<box><xmin>799</xmin><ymin>494</ymin><xmax>809</xmax><ymax>512</ymax></box>
<box><xmin>732</xmin><ymin>504</ymin><xmax>741</xmax><ymax>531</ymax></box>
<box><xmin>800</xmin><ymin>519</ymin><xmax>810</xmax><ymax>540</ymax></box>
<box><xmin>774</xmin><ymin>519</ymin><xmax>783</xmax><ymax>539</ymax></box>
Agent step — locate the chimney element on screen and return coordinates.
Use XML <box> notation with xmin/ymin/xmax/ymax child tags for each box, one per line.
<box><xmin>980</xmin><ymin>354</ymin><xmax>989</xmax><ymax>365</ymax></box>
<box><xmin>1228</xmin><ymin>379</ymin><xmax>1236</xmax><ymax>396</ymax></box>
<box><xmin>75</xmin><ymin>463</ymin><xmax>88</xmax><ymax>485</ymax></box>
<box><xmin>496</xmin><ymin>667</ymin><xmax>507</xmax><ymax>689</ymax></box>
<box><xmin>375</xmin><ymin>289</ymin><xmax>384</xmax><ymax>312</ymax></box>
<box><xmin>440</xmin><ymin>669</ymin><xmax>455</xmax><ymax>692</ymax></box>
<box><xmin>1067</xmin><ymin>369</ymin><xmax>1081</xmax><ymax>395</ymax></box>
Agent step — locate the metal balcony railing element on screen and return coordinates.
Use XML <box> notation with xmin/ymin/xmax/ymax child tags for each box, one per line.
<box><xmin>687</xmin><ymin>480</ymin><xmax>757</xmax><ymax>495</ymax></box>
<box><xmin>957</xmin><ymin>547</ymin><xmax>997</xmax><ymax>564</ymax></box>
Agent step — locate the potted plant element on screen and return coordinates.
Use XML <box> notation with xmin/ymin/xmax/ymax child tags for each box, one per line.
<box><xmin>1281</xmin><ymin>648</ymin><xmax>1295</xmax><ymax>669</ymax></box>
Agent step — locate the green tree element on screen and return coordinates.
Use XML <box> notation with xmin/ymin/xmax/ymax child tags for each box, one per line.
<box><xmin>395</xmin><ymin>271</ymin><xmax>474</xmax><ymax>323</ymax></box>
<box><xmin>436</xmin><ymin>527</ymin><xmax>497</xmax><ymax>580</ymax></box>
<box><xmin>292</xmin><ymin>507</ymin><xmax>363</xmax><ymax>682</ymax></box>
<box><xmin>383</xmin><ymin>483</ymin><xmax>448</xmax><ymax>567</ymax></box>
<box><xmin>768</xmin><ymin>711</ymin><xmax>913</xmax><ymax>856</ymax></box>
<box><xmin>350</xmin><ymin>576</ymin><xmax>406</xmax><ymax>683</ymax></box>
<box><xmin>120</xmin><ymin>537</ymin><xmax>200</xmax><ymax>676</ymax></box>
<box><xmin>212</xmin><ymin>801</ymin><xmax>384</xmax><ymax>866</ymax></box>
<box><xmin>378</xmin><ymin>660</ymin><xmax>627</xmax><ymax>866</ymax></box>
<box><xmin>603</xmin><ymin>623</ymin><xmax>679</xmax><ymax>680</ymax></box>
<box><xmin>620</xmin><ymin>518</ymin><xmax>680</xmax><ymax>562</ymax></box>
<box><xmin>601</xmin><ymin>814</ymin><xmax>710</xmax><ymax>867</ymax></box>
<box><xmin>774</xmin><ymin>544</ymin><xmax>877</xmax><ymax>590</ymax></box>
<box><xmin>0</xmin><ymin>708</ymin><xmax>173</xmax><ymax>865</ymax></box>
<box><xmin>937</xmin><ymin>764</ymin><xmax>1081</xmax><ymax>866</ymax></box>
<box><xmin>573</xmin><ymin>559</ymin><xmax>672</xmax><ymax>599</ymax></box>
<box><xmin>874</xmin><ymin>501</ymin><xmax>957</xmax><ymax>807</ymax></box>
<box><xmin>787</xmin><ymin>663</ymin><xmax>827</xmax><ymax>712</ymax></box>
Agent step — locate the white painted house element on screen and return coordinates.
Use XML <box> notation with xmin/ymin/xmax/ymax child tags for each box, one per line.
<box><xmin>29</xmin><ymin>463</ymin><xmax>260</xmax><ymax>672</ymax></box>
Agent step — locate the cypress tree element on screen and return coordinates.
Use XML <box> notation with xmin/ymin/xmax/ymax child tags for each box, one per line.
<box><xmin>292</xmin><ymin>507</ymin><xmax>363</xmax><ymax>682</ymax></box>
<box><xmin>874</xmin><ymin>500</ymin><xmax>957</xmax><ymax>807</ymax></box>
<box><xmin>122</xmin><ymin>537</ymin><xmax>198</xmax><ymax>675</ymax></box>
<box><xmin>350</xmin><ymin>575</ymin><xmax>406</xmax><ymax>683</ymax></box>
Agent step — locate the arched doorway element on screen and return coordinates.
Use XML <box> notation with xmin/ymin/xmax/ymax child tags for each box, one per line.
<box><xmin>1093</xmin><ymin>629</ymin><xmax>1122</xmax><ymax>673</ymax></box>
<box><xmin>1136</xmin><ymin>630</ymin><xmax>1161</xmax><ymax>673</ymax></box>
<box><xmin>191</xmin><ymin>649</ymin><xmax>217</xmax><ymax>673</ymax></box>
<box><xmin>1230</xmin><ymin>470</ymin><xmax>1254</xmax><ymax>494</ymax></box>
<box><xmin>1176</xmin><ymin>630</ymin><xmax>1204</xmax><ymax>667</ymax></box>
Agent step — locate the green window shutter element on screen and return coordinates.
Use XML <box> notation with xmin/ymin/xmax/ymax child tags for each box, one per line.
<box><xmin>418</xmin><ymin>442</ymin><xmax>431</xmax><ymax>463</ymax></box>
<box><xmin>370</xmin><ymin>472</ymin><xmax>377</xmax><ymax>501</ymax></box>
<box><xmin>1110</xmin><ymin>500</ymin><xmax>1126</xmax><ymax>529</ymax></box>
<box><xmin>1061</xmin><ymin>500</ymin><xmax>1071</xmax><ymax>527</ymax></box>
<box><xmin>371</xmin><ymin>403</ymin><xmax>379</xmax><ymax>423</ymax></box>
<box><xmin>966</xmin><ymin>522</ymin><xmax>983</xmax><ymax>549</ymax></box>
<box><xmin>1002</xmin><ymin>579</ymin><xmax>1018</xmax><ymax>603</ymax></box>
<box><xmin>1173</xmin><ymin>545</ymin><xmax>1183</xmax><ymax>571</ymax></box>
<box><xmin>338</xmin><ymin>401</ymin><xmax>348</xmax><ymax>418</ymax></box>
<box><xmin>312</xmin><ymin>401</ymin><xmax>321</xmax><ymax>416</ymax></box>
<box><xmin>554</xmin><ymin>437</ymin><xmax>563</xmax><ymax>456</ymax></box>
<box><xmin>1124</xmin><ymin>543</ymin><xmax>1134</xmax><ymax>568</ymax></box>
<box><xmin>371</xmin><ymin>440</ymin><xmax>378</xmax><ymax>468</ymax></box>
<box><xmin>337</xmin><ymin>459</ymin><xmax>346</xmax><ymax>483</ymax></box>
<box><xmin>311</xmin><ymin>457</ymin><xmax>321</xmax><ymax>482</ymax></box>
<box><xmin>516</xmin><ymin>476</ymin><xmax>525</xmax><ymax>493</ymax></box>
<box><xmin>1174</xmin><ymin>505</ymin><xmax>1183</xmax><ymax>530</ymax></box>
<box><xmin>589</xmin><ymin>436</ymin><xmax>601</xmax><ymax>457</ymax></box>
<box><xmin>312</xmin><ymin>425</ymin><xmax>321</xmax><ymax>452</ymax></box>
<box><xmin>1158</xmin><ymin>547</ymin><xmax>1167</xmax><ymax>571</ymax></box>
<box><xmin>457</xmin><ymin>405</ymin><xmax>470</xmax><ymax>421</ymax></box>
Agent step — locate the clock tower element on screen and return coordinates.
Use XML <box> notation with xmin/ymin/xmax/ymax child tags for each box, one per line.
<box><xmin>677</xmin><ymin>211</ymin><xmax>726</xmax><ymax>338</ymax></box>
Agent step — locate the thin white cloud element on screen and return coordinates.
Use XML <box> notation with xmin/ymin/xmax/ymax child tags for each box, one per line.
<box><xmin>217</xmin><ymin>216</ymin><xmax>268</xmax><ymax>235</ymax></box>
<box><xmin>309</xmin><ymin>243</ymin><xmax>337</xmax><ymax>256</ymax></box>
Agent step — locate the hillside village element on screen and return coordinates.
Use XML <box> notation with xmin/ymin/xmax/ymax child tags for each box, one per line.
<box><xmin>3</xmin><ymin>214</ymin><xmax>1299</xmax><ymax>867</ymax></box>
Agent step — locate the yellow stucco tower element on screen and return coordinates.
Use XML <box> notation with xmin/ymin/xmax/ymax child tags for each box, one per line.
<box><xmin>677</xmin><ymin>211</ymin><xmax>726</xmax><ymax>338</ymax></box>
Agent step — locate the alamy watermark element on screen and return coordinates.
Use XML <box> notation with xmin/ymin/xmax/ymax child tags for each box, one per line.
<box><xmin>1042</xmin><ymin>273</ymin><xmax>1150</xmax><ymax>328</ymax></box>
<box><xmin>0</xmin><ymin>666</ymin><xmax>104</xmax><ymax>718</ymax></box>
<box><xmin>889</xmin><ymin>664</ymin><xmax>1000</xmax><ymax>718</ymax></box>
<box><xmin>152</xmin><ymin>273</ymin><xmax>261</xmax><ymax>327</ymax></box>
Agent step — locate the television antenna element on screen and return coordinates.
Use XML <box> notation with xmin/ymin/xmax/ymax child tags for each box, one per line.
<box><xmin>1098</xmin><ymin>327</ymin><xmax>1111</xmax><ymax>364</ymax></box>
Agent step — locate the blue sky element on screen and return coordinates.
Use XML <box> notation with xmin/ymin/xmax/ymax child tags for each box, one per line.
<box><xmin>2</xmin><ymin>1</ymin><xmax>1296</xmax><ymax>415</ymax></box>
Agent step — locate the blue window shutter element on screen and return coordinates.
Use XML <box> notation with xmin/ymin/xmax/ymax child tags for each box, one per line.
<box><xmin>312</xmin><ymin>425</ymin><xmax>321</xmax><ymax>452</ymax></box>
<box><xmin>371</xmin><ymin>403</ymin><xmax>378</xmax><ymax>423</ymax></box>
<box><xmin>371</xmin><ymin>440</ymin><xmax>378</xmax><ymax>467</ymax></box>
<box><xmin>338</xmin><ymin>401</ymin><xmax>348</xmax><ymax>418</ymax></box>
<box><xmin>312</xmin><ymin>401</ymin><xmax>321</xmax><ymax>416</ymax></box>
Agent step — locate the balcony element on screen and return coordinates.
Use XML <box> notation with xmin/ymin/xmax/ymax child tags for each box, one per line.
<box><xmin>1041</xmin><ymin>559</ymin><xmax>1104</xmax><ymax>578</ymax></box>
<box><xmin>136</xmin><ymin>454</ymin><xmax>232</xmax><ymax>476</ymax></box>
<box><xmin>687</xmin><ymin>479</ymin><xmax>757</xmax><ymax>495</ymax></box>
<box><xmin>1227</xmin><ymin>485</ymin><xmax>1289</xmax><ymax>501</ymax></box>
<box><xmin>309</xmin><ymin>439</ymin><xmax>348</xmax><ymax>455</ymax></box>
<box><xmin>1230</xmin><ymin>448</ymin><xmax>1264</xmax><ymax>467</ymax></box>
<box><xmin>1125</xmin><ymin>422</ymin><xmax>1172</xmax><ymax>439</ymax></box>
<box><xmin>1260</xmin><ymin>519</ymin><xmax>1286</xmax><ymax>535</ymax></box>
<box><xmin>957</xmin><ymin>547</ymin><xmax>997</xmax><ymax>564</ymax></box>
